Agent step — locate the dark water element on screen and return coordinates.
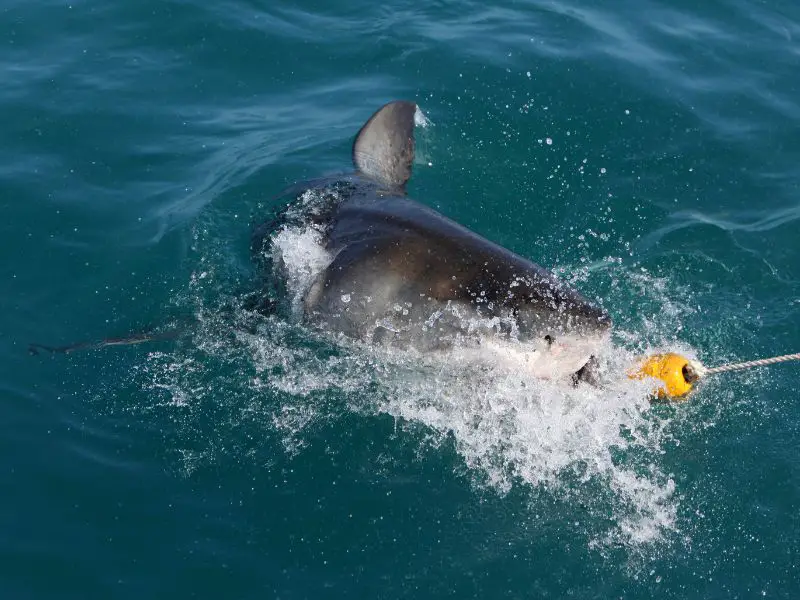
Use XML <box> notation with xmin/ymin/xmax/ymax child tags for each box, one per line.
<box><xmin>3</xmin><ymin>0</ymin><xmax>800</xmax><ymax>597</ymax></box>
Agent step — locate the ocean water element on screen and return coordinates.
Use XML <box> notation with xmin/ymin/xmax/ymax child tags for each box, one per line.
<box><xmin>3</xmin><ymin>0</ymin><xmax>800</xmax><ymax>597</ymax></box>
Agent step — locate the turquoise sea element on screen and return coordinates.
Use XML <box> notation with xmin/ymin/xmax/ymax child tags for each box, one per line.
<box><xmin>3</xmin><ymin>0</ymin><xmax>799</xmax><ymax>597</ymax></box>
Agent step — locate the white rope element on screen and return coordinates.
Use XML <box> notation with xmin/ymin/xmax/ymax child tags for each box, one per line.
<box><xmin>702</xmin><ymin>352</ymin><xmax>800</xmax><ymax>376</ymax></box>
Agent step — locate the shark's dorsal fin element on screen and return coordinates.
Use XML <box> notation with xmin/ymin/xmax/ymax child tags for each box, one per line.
<box><xmin>352</xmin><ymin>100</ymin><xmax>417</xmax><ymax>191</ymax></box>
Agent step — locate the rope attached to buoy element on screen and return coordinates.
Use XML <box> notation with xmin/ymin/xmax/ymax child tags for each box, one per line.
<box><xmin>629</xmin><ymin>351</ymin><xmax>800</xmax><ymax>400</ymax></box>
<box><xmin>699</xmin><ymin>352</ymin><xmax>800</xmax><ymax>376</ymax></box>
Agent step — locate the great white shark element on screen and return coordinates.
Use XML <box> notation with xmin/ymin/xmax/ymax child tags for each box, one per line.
<box><xmin>253</xmin><ymin>101</ymin><xmax>611</xmax><ymax>383</ymax></box>
<box><xmin>28</xmin><ymin>101</ymin><xmax>611</xmax><ymax>382</ymax></box>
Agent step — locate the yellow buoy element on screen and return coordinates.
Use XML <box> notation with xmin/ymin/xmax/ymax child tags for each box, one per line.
<box><xmin>629</xmin><ymin>353</ymin><xmax>697</xmax><ymax>399</ymax></box>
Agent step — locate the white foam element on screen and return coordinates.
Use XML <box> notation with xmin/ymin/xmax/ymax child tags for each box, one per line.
<box><xmin>263</xmin><ymin>224</ymin><xmax>681</xmax><ymax>548</ymax></box>
<box><xmin>134</xmin><ymin>212</ymin><xmax>690</xmax><ymax>554</ymax></box>
<box><xmin>270</xmin><ymin>224</ymin><xmax>333</xmax><ymax>315</ymax></box>
<box><xmin>414</xmin><ymin>105</ymin><xmax>431</xmax><ymax>128</ymax></box>
<box><xmin>359</xmin><ymin>338</ymin><xmax>679</xmax><ymax>546</ymax></box>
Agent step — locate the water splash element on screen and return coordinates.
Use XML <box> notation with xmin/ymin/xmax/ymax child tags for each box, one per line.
<box><xmin>128</xmin><ymin>217</ymin><xmax>702</xmax><ymax>552</ymax></box>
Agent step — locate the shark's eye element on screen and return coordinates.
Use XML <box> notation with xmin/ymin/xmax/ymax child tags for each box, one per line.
<box><xmin>544</xmin><ymin>335</ymin><xmax>554</xmax><ymax>346</ymax></box>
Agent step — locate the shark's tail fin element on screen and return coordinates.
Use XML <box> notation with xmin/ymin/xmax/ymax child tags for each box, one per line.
<box><xmin>28</xmin><ymin>327</ymin><xmax>183</xmax><ymax>356</ymax></box>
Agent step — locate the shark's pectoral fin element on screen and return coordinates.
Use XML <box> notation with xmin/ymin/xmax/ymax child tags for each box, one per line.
<box><xmin>352</xmin><ymin>100</ymin><xmax>417</xmax><ymax>191</ymax></box>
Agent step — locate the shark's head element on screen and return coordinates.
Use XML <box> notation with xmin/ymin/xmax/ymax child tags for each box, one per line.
<box><xmin>511</xmin><ymin>274</ymin><xmax>612</xmax><ymax>378</ymax></box>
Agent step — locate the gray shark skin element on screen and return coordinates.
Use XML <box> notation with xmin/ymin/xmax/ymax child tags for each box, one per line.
<box><xmin>255</xmin><ymin>101</ymin><xmax>611</xmax><ymax>381</ymax></box>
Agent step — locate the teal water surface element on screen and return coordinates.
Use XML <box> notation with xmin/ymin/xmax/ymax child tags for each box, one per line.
<box><xmin>2</xmin><ymin>0</ymin><xmax>800</xmax><ymax>598</ymax></box>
